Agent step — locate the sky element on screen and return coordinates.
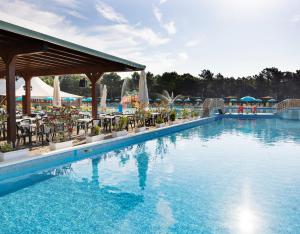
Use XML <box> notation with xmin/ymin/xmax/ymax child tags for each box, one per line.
<box><xmin>0</xmin><ymin>0</ymin><xmax>299</xmax><ymax>78</ymax></box>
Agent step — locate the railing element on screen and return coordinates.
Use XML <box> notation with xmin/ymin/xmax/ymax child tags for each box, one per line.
<box><xmin>276</xmin><ymin>99</ymin><xmax>300</xmax><ymax>113</ymax></box>
<box><xmin>202</xmin><ymin>98</ymin><xmax>225</xmax><ymax>117</ymax></box>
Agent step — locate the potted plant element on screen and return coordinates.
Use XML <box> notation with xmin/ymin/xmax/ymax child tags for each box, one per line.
<box><xmin>191</xmin><ymin>110</ymin><xmax>200</xmax><ymax>120</ymax></box>
<box><xmin>86</xmin><ymin>125</ymin><xmax>104</xmax><ymax>143</ymax></box>
<box><xmin>134</xmin><ymin>108</ymin><xmax>147</xmax><ymax>133</ymax></box>
<box><xmin>156</xmin><ymin>115</ymin><xmax>165</xmax><ymax>128</ymax></box>
<box><xmin>112</xmin><ymin>116</ymin><xmax>128</xmax><ymax>138</ymax></box>
<box><xmin>47</xmin><ymin>107</ymin><xmax>76</xmax><ymax>151</ymax></box>
<box><xmin>181</xmin><ymin>109</ymin><xmax>190</xmax><ymax>122</ymax></box>
<box><xmin>0</xmin><ymin>142</ymin><xmax>29</xmax><ymax>162</ymax></box>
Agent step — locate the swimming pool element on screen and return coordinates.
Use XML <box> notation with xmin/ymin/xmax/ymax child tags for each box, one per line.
<box><xmin>1</xmin><ymin>118</ymin><xmax>300</xmax><ymax>233</ymax></box>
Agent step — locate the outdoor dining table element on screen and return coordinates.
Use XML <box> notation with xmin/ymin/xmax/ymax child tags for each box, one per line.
<box><xmin>16</xmin><ymin>117</ymin><xmax>39</xmax><ymax>124</ymax></box>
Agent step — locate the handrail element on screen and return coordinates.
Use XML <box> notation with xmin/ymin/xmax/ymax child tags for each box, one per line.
<box><xmin>202</xmin><ymin>98</ymin><xmax>224</xmax><ymax>117</ymax></box>
<box><xmin>276</xmin><ymin>99</ymin><xmax>300</xmax><ymax>113</ymax></box>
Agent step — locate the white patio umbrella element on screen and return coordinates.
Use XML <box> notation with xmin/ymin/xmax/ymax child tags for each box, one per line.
<box><xmin>138</xmin><ymin>70</ymin><xmax>149</xmax><ymax>107</ymax></box>
<box><xmin>100</xmin><ymin>85</ymin><xmax>107</xmax><ymax>112</ymax></box>
<box><xmin>53</xmin><ymin>76</ymin><xmax>61</xmax><ymax>107</ymax></box>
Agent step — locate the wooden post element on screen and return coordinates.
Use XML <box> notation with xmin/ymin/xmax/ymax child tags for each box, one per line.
<box><xmin>23</xmin><ymin>76</ymin><xmax>32</xmax><ymax>116</ymax></box>
<box><xmin>91</xmin><ymin>79</ymin><xmax>97</xmax><ymax>119</ymax></box>
<box><xmin>3</xmin><ymin>55</ymin><xmax>17</xmax><ymax>144</ymax></box>
<box><xmin>86</xmin><ymin>72</ymin><xmax>104</xmax><ymax>119</ymax></box>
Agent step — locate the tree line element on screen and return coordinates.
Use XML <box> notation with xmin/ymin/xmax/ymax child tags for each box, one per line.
<box><xmin>41</xmin><ymin>67</ymin><xmax>300</xmax><ymax>101</ymax></box>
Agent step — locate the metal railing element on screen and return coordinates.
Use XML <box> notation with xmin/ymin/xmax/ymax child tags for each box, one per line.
<box><xmin>276</xmin><ymin>99</ymin><xmax>300</xmax><ymax>113</ymax></box>
<box><xmin>202</xmin><ymin>98</ymin><xmax>225</xmax><ymax>117</ymax></box>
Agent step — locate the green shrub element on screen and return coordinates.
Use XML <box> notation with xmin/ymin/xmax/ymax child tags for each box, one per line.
<box><xmin>116</xmin><ymin>116</ymin><xmax>128</xmax><ymax>131</ymax></box>
<box><xmin>0</xmin><ymin>142</ymin><xmax>14</xmax><ymax>153</ymax></box>
<box><xmin>91</xmin><ymin>125</ymin><xmax>101</xmax><ymax>136</ymax></box>
<box><xmin>156</xmin><ymin>116</ymin><xmax>164</xmax><ymax>124</ymax></box>
<box><xmin>181</xmin><ymin>109</ymin><xmax>190</xmax><ymax>119</ymax></box>
<box><xmin>170</xmin><ymin>110</ymin><xmax>176</xmax><ymax>121</ymax></box>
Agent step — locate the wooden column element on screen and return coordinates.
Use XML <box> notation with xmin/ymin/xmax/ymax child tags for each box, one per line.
<box><xmin>86</xmin><ymin>72</ymin><xmax>104</xmax><ymax>119</ymax></box>
<box><xmin>3</xmin><ymin>55</ymin><xmax>17</xmax><ymax>144</ymax></box>
<box><xmin>91</xmin><ymin>80</ymin><xmax>97</xmax><ymax>119</ymax></box>
<box><xmin>23</xmin><ymin>76</ymin><xmax>32</xmax><ymax>116</ymax></box>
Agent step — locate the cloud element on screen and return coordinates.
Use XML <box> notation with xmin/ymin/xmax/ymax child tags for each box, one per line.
<box><xmin>185</xmin><ymin>40</ymin><xmax>200</xmax><ymax>48</ymax></box>
<box><xmin>178</xmin><ymin>52</ymin><xmax>188</xmax><ymax>61</ymax></box>
<box><xmin>66</xmin><ymin>10</ymin><xmax>87</xmax><ymax>20</ymax></box>
<box><xmin>53</xmin><ymin>0</ymin><xmax>79</xmax><ymax>8</ymax></box>
<box><xmin>92</xmin><ymin>24</ymin><xmax>170</xmax><ymax>46</ymax></box>
<box><xmin>153</xmin><ymin>6</ymin><xmax>176</xmax><ymax>35</ymax></box>
<box><xmin>154</xmin><ymin>6</ymin><xmax>162</xmax><ymax>22</ymax></box>
<box><xmin>96</xmin><ymin>1</ymin><xmax>127</xmax><ymax>23</ymax></box>
<box><xmin>0</xmin><ymin>0</ymin><xmax>172</xmax><ymax>75</ymax></box>
<box><xmin>291</xmin><ymin>15</ymin><xmax>300</xmax><ymax>23</ymax></box>
<box><xmin>159</xmin><ymin>0</ymin><xmax>168</xmax><ymax>4</ymax></box>
<box><xmin>163</xmin><ymin>21</ymin><xmax>176</xmax><ymax>35</ymax></box>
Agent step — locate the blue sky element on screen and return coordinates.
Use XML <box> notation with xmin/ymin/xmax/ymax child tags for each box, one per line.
<box><xmin>0</xmin><ymin>0</ymin><xmax>299</xmax><ymax>77</ymax></box>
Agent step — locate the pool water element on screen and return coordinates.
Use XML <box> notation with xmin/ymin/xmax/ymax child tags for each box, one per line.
<box><xmin>1</xmin><ymin>118</ymin><xmax>300</xmax><ymax>233</ymax></box>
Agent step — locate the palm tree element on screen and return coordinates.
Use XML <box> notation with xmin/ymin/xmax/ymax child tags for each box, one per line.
<box><xmin>156</xmin><ymin>90</ymin><xmax>183</xmax><ymax>108</ymax></box>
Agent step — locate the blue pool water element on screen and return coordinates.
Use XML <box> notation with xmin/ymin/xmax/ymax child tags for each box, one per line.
<box><xmin>1</xmin><ymin>118</ymin><xmax>300</xmax><ymax>233</ymax></box>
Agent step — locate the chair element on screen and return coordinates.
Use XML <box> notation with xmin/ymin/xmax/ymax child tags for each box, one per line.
<box><xmin>16</xmin><ymin>124</ymin><xmax>33</xmax><ymax>146</ymax></box>
<box><xmin>0</xmin><ymin>121</ymin><xmax>6</xmax><ymax>139</ymax></box>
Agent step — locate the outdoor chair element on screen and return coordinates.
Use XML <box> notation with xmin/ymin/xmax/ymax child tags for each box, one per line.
<box><xmin>35</xmin><ymin>120</ymin><xmax>46</xmax><ymax>145</ymax></box>
<box><xmin>127</xmin><ymin>116</ymin><xmax>136</xmax><ymax>130</ymax></box>
<box><xmin>0</xmin><ymin>121</ymin><xmax>6</xmax><ymax>139</ymax></box>
<box><xmin>16</xmin><ymin>124</ymin><xmax>33</xmax><ymax>146</ymax></box>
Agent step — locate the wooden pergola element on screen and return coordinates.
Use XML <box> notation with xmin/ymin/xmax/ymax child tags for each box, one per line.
<box><xmin>0</xmin><ymin>20</ymin><xmax>146</xmax><ymax>144</ymax></box>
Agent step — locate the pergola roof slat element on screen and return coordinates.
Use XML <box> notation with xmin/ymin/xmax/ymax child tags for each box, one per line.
<box><xmin>0</xmin><ymin>20</ymin><xmax>145</xmax><ymax>77</ymax></box>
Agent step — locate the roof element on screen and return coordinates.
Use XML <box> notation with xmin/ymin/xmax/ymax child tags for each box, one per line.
<box><xmin>0</xmin><ymin>77</ymin><xmax>81</xmax><ymax>98</ymax></box>
<box><xmin>0</xmin><ymin>20</ymin><xmax>146</xmax><ymax>77</ymax></box>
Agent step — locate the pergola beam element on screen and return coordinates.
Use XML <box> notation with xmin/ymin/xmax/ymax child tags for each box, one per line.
<box><xmin>0</xmin><ymin>63</ymin><xmax>127</xmax><ymax>77</ymax></box>
<box><xmin>0</xmin><ymin>42</ymin><xmax>48</xmax><ymax>57</ymax></box>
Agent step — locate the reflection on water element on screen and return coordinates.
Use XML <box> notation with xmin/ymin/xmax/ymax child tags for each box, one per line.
<box><xmin>1</xmin><ymin>119</ymin><xmax>300</xmax><ymax>233</ymax></box>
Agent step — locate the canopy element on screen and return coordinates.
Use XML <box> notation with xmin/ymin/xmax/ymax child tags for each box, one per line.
<box><xmin>53</xmin><ymin>76</ymin><xmax>61</xmax><ymax>107</ymax></box>
<box><xmin>138</xmin><ymin>70</ymin><xmax>149</xmax><ymax>107</ymax></box>
<box><xmin>240</xmin><ymin>96</ymin><xmax>256</xmax><ymax>102</ymax></box>
<box><xmin>268</xmin><ymin>99</ymin><xmax>277</xmax><ymax>103</ymax></box>
<box><xmin>100</xmin><ymin>85</ymin><xmax>107</xmax><ymax>111</ymax></box>
<box><xmin>256</xmin><ymin>99</ymin><xmax>263</xmax><ymax>103</ymax></box>
<box><xmin>0</xmin><ymin>77</ymin><xmax>81</xmax><ymax>99</ymax></box>
<box><xmin>230</xmin><ymin>98</ymin><xmax>237</xmax><ymax>102</ymax></box>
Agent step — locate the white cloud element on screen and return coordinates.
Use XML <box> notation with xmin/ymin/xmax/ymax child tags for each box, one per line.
<box><xmin>92</xmin><ymin>24</ymin><xmax>170</xmax><ymax>46</ymax></box>
<box><xmin>53</xmin><ymin>0</ymin><xmax>79</xmax><ymax>8</ymax></box>
<box><xmin>163</xmin><ymin>21</ymin><xmax>176</xmax><ymax>35</ymax></box>
<box><xmin>153</xmin><ymin>6</ymin><xmax>176</xmax><ymax>35</ymax></box>
<box><xmin>0</xmin><ymin>0</ymin><xmax>173</xmax><ymax>75</ymax></box>
<box><xmin>185</xmin><ymin>40</ymin><xmax>200</xmax><ymax>48</ymax></box>
<box><xmin>291</xmin><ymin>15</ymin><xmax>300</xmax><ymax>23</ymax></box>
<box><xmin>96</xmin><ymin>1</ymin><xmax>127</xmax><ymax>23</ymax></box>
<box><xmin>66</xmin><ymin>10</ymin><xmax>87</xmax><ymax>20</ymax></box>
<box><xmin>178</xmin><ymin>52</ymin><xmax>188</xmax><ymax>61</ymax></box>
<box><xmin>154</xmin><ymin>7</ymin><xmax>162</xmax><ymax>22</ymax></box>
<box><xmin>159</xmin><ymin>0</ymin><xmax>168</xmax><ymax>4</ymax></box>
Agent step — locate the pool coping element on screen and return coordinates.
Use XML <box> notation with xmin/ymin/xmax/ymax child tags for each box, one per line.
<box><xmin>0</xmin><ymin>117</ymin><xmax>218</xmax><ymax>176</ymax></box>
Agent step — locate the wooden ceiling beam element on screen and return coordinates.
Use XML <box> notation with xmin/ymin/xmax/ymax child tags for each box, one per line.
<box><xmin>1</xmin><ymin>63</ymin><xmax>125</xmax><ymax>77</ymax></box>
<box><xmin>17</xmin><ymin>55</ymin><xmax>82</xmax><ymax>67</ymax></box>
<box><xmin>0</xmin><ymin>42</ymin><xmax>48</xmax><ymax>58</ymax></box>
<box><xmin>48</xmin><ymin>47</ymin><xmax>114</xmax><ymax>66</ymax></box>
